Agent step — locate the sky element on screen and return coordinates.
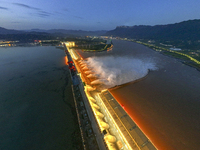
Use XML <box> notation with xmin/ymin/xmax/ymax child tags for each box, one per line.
<box><xmin>0</xmin><ymin>0</ymin><xmax>200</xmax><ymax>31</ymax></box>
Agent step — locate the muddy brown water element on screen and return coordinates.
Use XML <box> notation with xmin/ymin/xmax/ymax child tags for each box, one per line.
<box><xmin>77</xmin><ymin>39</ymin><xmax>200</xmax><ymax>150</ymax></box>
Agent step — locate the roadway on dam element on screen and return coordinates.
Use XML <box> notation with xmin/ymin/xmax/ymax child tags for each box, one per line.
<box><xmin>67</xmin><ymin>45</ymin><xmax>157</xmax><ymax>149</ymax></box>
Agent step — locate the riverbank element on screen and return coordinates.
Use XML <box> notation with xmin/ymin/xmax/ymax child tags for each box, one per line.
<box><xmin>133</xmin><ymin>40</ymin><xmax>200</xmax><ymax>70</ymax></box>
<box><xmin>82</xmin><ymin>44</ymin><xmax>113</xmax><ymax>52</ymax></box>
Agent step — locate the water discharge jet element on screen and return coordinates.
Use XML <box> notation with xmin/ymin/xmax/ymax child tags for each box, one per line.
<box><xmin>80</xmin><ymin>64</ymin><xmax>87</xmax><ymax>68</ymax></box>
<box><xmin>82</xmin><ymin>66</ymin><xmax>89</xmax><ymax>70</ymax></box>
<box><xmin>90</xmin><ymin>79</ymin><xmax>108</xmax><ymax>85</ymax></box>
<box><xmin>85</xmin><ymin>70</ymin><xmax>94</xmax><ymax>74</ymax></box>
<box><xmin>87</xmin><ymin>74</ymin><xmax>98</xmax><ymax>78</ymax></box>
<box><xmin>86</xmin><ymin>56</ymin><xmax>157</xmax><ymax>89</ymax></box>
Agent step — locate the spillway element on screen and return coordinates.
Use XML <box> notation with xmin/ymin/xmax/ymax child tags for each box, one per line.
<box><xmin>64</xmin><ymin>42</ymin><xmax>157</xmax><ymax>150</ymax></box>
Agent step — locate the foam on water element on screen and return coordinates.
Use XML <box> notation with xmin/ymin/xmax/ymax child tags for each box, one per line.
<box><xmin>86</xmin><ymin>56</ymin><xmax>157</xmax><ymax>88</ymax></box>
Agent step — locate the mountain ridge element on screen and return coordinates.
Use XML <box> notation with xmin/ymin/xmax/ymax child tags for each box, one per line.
<box><xmin>0</xmin><ymin>27</ymin><xmax>107</xmax><ymax>36</ymax></box>
<box><xmin>0</xmin><ymin>27</ymin><xmax>25</xmax><ymax>34</ymax></box>
<box><xmin>105</xmin><ymin>19</ymin><xmax>200</xmax><ymax>41</ymax></box>
<box><xmin>24</xmin><ymin>29</ymin><xmax>107</xmax><ymax>36</ymax></box>
<box><xmin>1</xmin><ymin>19</ymin><xmax>200</xmax><ymax>41</ymax></box>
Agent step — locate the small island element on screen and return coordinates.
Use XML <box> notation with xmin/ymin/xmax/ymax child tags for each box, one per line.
<box><xmin>68</xmin><ymin>36</ymin><xmax>113</xmax><ymax>52</ymax></box>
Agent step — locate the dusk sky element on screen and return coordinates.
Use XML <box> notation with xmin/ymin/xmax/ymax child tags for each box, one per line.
<box><xmin>0</xmin><ymin>0</ymin><xmax>200</xmax><ymax>31</ymax></box>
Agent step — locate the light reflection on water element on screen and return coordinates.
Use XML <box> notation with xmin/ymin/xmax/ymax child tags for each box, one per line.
<box><xmin>77</xmin><ymin>39</ymin><xmax>200</xmax><ymax>150</ymax></box>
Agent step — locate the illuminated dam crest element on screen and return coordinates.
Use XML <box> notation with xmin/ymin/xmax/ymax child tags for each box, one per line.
<box><xmin>64</xmin><ymin>43</ymin><xmax>157</xmax><ymax>150</ymax></box>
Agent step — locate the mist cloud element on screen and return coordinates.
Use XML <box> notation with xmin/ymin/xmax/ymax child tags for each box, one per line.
<box><xmin>86</xmin><ymin>56</ymin><xmax>157</xmax><ymax>89</ymax></box>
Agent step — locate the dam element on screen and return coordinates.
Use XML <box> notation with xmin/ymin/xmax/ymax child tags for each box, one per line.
<box><xmin>63</xmin><ymin>42</ymin><xmax>157</xmax><ymax>150</ymax></box>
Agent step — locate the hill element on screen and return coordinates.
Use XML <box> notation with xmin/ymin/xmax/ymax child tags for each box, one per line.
<box><xmin>105</xmin><ymin>19</ymin><xmax>200</xmax><ymax>41</ymax></box>
<box><xmin>26</xmin><ymin>29</ymin><xmax>107</xmax><ymax>36</ymax></box>
<box><xmin>0</xmin><ymin>27</ymin><xmax>24</xmax><ymax>34</ymax></box>
<box><xmin>0</xmin><ymin>27</ymin><xmax>106</xmax><ymax>42</ymax></box>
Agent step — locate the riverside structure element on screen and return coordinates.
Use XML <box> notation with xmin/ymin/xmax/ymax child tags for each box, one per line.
<box><xmin>63</xmin><ymin>42</ymin><xmax>157</xmax><ymax>150</ymax></box>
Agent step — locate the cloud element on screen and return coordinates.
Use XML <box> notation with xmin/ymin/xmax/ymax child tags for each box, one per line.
<box><xmin>37</xmin><ymin>10</ymin><xmax>52</xmax><ymax>18</ymax></box>
<box><xmin>74</xmin><ymin>15</ymin><xmax>83</xmax><ymax>19</ymax></box>
<box><xmin>13</xmin><ymin>3</ymin><xmax>40</xmax><ymax>10</ymax></box>
<box><xmin>38</xmin><ymin>13</ymin><xmax>49</xmax><ymax>17</ymax></box>
<box><xmin>63</xmin><ymin>8</ymin><xmax>69</xmax><ymax>12</ymax></box>
<box><xmin>11</xmin><ymin>21</ymin><xmax>20</xmax><ymax>23</ymax></box>
<box><xmin>0</xmin><ymin>6</ymin><xmax>8</xmax><ymax>10</ymax></box>
<box><xmin>54</xmin><ymin>11</ymin><xmax>64</xmax><ymax>15</ymax></box>
<box><xmin>12</xmin><ymin>3</ymin><xmax>52</xmax><ymax>18</ymax></box>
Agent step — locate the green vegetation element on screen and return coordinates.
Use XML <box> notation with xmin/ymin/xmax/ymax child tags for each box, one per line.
<box><xmin>82</xmin><ymin>44</ymin><xmax>112</xmax><ymax>52</ymax></box>
<box><xmin>106</xmin><ymin>20</ymin><xmax>200</xmax><ymax>48</ymax></box>
<box><xmin>133</xmin><ymin>40</ymin><xmax>200</xmax><ymax>70</ymax></box>
<box><xmin>40</xmin><ymin>40</ymin><xmax>60</xmax><ymax>46</ymax></box>
<box><xmin>106</xmin><ymin>19</ymin><xmax>200</xmax><ymax>70</ymax></box>
<box><xmin>162</xmin><ymin>51</ymin><xmax>191</xmax><ymax>60</ymax></box>
<box><xmin>64</xmin><ymin>37</ymin><xmax>113</xmax><ymax>52</ymax></box>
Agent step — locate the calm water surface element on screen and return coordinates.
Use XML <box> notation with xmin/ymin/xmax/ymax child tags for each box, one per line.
<box><xmin>0</xmin><ymin>46</ymin><xmax>75</xmax><ymax>150</ymax></box>
<box><xmin>78</xmin><ymin>39</ymin><xmax>200</xmax><ymax>150</ymax></box>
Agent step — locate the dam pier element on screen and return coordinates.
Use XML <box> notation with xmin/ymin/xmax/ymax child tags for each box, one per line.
<box><xmin>63</xmin><ymin>42</ymin><xmax>157</xmax><ymax>150</ymax></box>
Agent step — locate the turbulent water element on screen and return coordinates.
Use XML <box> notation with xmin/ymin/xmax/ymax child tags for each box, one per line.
<box><xmin>77</xmin><ymin>39</ymin><xmax>200</xmax><ymax>150</ymax></box>
<box><xmin>86</xmin><ymin>56</ymin><xmax>157</xmax><ymax>88</ymax></box>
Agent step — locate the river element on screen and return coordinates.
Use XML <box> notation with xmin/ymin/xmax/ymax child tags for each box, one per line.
<box><xmin>0</xmin><ymin>46</ymin><xmax>80</xmax><ymax>150</ymax></box>
<box><xmin>77</xmin><ymin>39</ymin><xmax>200</xmax><ymax>150</ymax></box>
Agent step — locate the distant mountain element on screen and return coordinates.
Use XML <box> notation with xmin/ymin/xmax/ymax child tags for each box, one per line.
<box><xmin>25</xmin><ymin>29</ymin><xmax>107</xmax><ymax>36</ymax></box>
<box><xmin>0</xmin><ymin>33</ymin><xmax>54</xmax><ymax>42</ymax></box>
<box><xmin>0</xmin><ymin>27</ymin><xmax>107</xmax><ymax>42</ymax></box>
<box><xmin>105</xmin><ymin>19</ymin><xmax>200</xmax><ymax>41</ymax></box>
<box><xmin>0</xmin><ymin>27</ymin><xmax>54</xmax><ymax>42</ymax></box>
<box><xmin>0</xmin><ymin>26</ymin><xmax>107</xmax><ymax>37</ymax></box>
<box><xmin>48</xmin><ymin>29</ymin><xmax>107</xmax><ymax>36</ymax></box>
<box><xmin>0</xmin><ymin>27</ymin><xmax>24</xmax><ymax>34</ymax></box>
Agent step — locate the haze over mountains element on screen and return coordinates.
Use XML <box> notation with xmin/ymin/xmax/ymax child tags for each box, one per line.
<box><xmin>1</xmin><ymin>19</ymin><xmax>200</xmax><ymax>41</ymax></box>
<box><xmin>0</xmin><ymin>27</ymin><xmax>106</xmax><ymax>36</ymax></box>
<box><xmin>0</xmin><ymin>27</ymin><xmax>106</xmax><ymax>42</ymax></box>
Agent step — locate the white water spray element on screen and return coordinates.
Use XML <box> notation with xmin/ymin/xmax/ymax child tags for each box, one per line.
<box><xmin>86</xmin><ymin>56</ymin><xmax>157</xmax><ymax>88</ymax></box>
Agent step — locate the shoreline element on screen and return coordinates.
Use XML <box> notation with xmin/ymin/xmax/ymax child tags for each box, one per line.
<box><xmin>161</xmin><ymin>51</ymin><xmax>200</xmax><ymax>71</ymax></box>
<box><xmin>132</xmin><ymin>40</ymin><xmax>200</xmax><ymax>71</ymax></box>
<box><xmin>81</xmin><ymin>44</ymin><xmax>113</xmax><ymax>52</ymax></box>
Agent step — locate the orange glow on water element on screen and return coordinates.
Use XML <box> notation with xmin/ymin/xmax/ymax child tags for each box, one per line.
<box><xmin>109</xmin><ymin>89</ymin><xmax>176</xmax><ymax>150</ymax></box>
<box><xmin>65</xmin><ymin>56</ymin><xmax>68</xmax><ymax>65</ymax></box>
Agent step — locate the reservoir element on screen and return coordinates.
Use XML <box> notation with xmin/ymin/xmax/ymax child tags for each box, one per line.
<box><xmin>0</xmin><ymin>46</ymin><xmax>79</xmax><ymax>150</ymax></box>
<box><xmin>77</xmin><ymin>39</ymin><xmax>200</xmax><ymax>150</ymax></box>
